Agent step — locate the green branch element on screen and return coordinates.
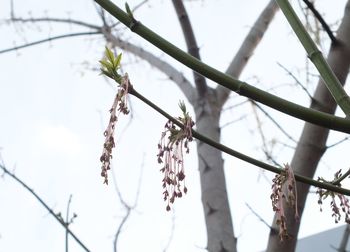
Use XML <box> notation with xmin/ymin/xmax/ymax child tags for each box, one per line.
<box><xmin>94</xmin><ymin>0</ymin><xmax>350</xmax><ymax>133</ymax></box>
<box><xmin>128</xmin><ymin>86</ymin><xmax>350</xmax><ymax>196</ymax></box>
<box><xmin>276</xmin><ymin>0</ymin><xmax>350</xmax><ymax>117</ymax></box>
<box><xmin>0</xmin><ymin>164</ymin><xmax>90</xmax><ymax>252</ymax></box>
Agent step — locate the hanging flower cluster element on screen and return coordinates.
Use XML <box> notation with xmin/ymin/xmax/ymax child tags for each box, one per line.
<box><xmin>157</xmin><ymin>101</ymin><xmax>195</xmax><ymax>211</ymax></box>
<box><xmin>270</xmin><ymin>163</ymin><xmax>299</xmax><ymax>241</ymax></box>
<box><xmin>99</xmin><ymin>47</ymin><xmax>130</xmax><ymax>185</ymax></box>
<box><xmin>317</xmin><ymin>169</ymin><xmax>350</xmax><ymax>224</ymax></box>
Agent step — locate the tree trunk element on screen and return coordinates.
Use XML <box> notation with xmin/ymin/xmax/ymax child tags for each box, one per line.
<box><xmin>266</xmin><ymin>1</ymin><xmax>350</xmax><ymax>251</ymax></box>
<box><xmin>194</xmin><ymin>92</ymin><xmax>237</xmax><ymax>252</ymax></box>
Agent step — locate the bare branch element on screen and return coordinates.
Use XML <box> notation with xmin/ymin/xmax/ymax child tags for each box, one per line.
<box><xmin>10</xmin><ymin>0</ymin><xmax>14</xmax><ymax>19</ymax></box>
<box><xmin>276</xmin><ymin>62</ymin><xmax>314</xmax><ymax>101</ymax></box>
<box><xmin>163</xmin><ymin>210</ymin><xmax>176</xmax><ymax>252</ymax></box>
<box><xmin>217</xmin><ymin>0</ymin><xmax>279</xmax><ymax>106</ymax></box>
<box><xmin>251</xmin><ymin>100</ymin><xmax>297</xmax><ymax>143</ymax></box>
<box><xmin>0</xmin><ymin>163</ymin><xmax>90</xmax><ymax>252</ymax></box>
<box><xmin>129</xmin><ymin>86</ymin><xmax>350</xmax><ymax>196</ymax></box>
<box><xmin>8</xmin><ymin>16</ymin><xmax>101</xmax><ymax>30</ymax></box>
<box><xmin>131</xmin><ymin>0</ymin><xmax>149</xmax><ymax>13</ymax></box>
<box><xmin>332</xmin><ymin>168</ymin><xmax>350</xmax><ymax>186</ymax></box>
<box><xmin>301</xmin><ymin>0</ymin><xmax>337</xmax><ymax>44</ymax></box>
<box><xmin>103</xmin><ymin>31</ymin><xmax>196</xmax><ymax>104</ymax></box>
<box><xmin>0</xmin><ymin>31</ymin><xmax>101</xmax><ymax>55</ymax></box>
<box><xmin>222</xmin><ymin>98</ymin><xmax>250</xmax><ymax>112</ymax></box>
<box><xmin>220</xmin><ymin>114</ymin><xmax>248</xmax><ymax>129</ymax></box>
<box><xmin>245</xmin><ymin>203</ymin><xmax>275</xmax><ymax>231</ymax></box>
<box><xmin>65</xmin><ymin>195</ymin><xmax>73</xmax><ymax>252</ymax></box>
<box><xmin>267</xmin><ymin>0</ymin><xmax>350</xmax><ymax>249</ymax></box>
<box><xmin>250</xmin><ymin>101</ymin><xmax>283</xmax><ymax>167</ymax></box>
<box><xmin>326</xmin><ymin>136</ymin><xmax>350</xmax><ymax>149</ymax></box>
<box><xmin>172</xmin><ymin>0</ymin><xmax>207</xmax><ymax>97</ymax></box>
<box><xmin>251</xmin><ymin>101</ymin><xmax>269</xmax><ymax>154</ymax></box>
<box><xmin>111</xmin><ymin>155</ymin><xmax>144</xmax><ymax>252</ymax></box>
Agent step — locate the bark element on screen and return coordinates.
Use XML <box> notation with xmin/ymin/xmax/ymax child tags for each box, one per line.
<box><xmin>218</xmin><ymin>0</ymin><xmax>279</xmax><ymax>106</ymax></box>
<box><xmin>338</xmin><ymin>224</ymin><xmax>350</xmax><ymax>251</ymax></box>
<box><xmin>194</xmin><ymin>90</ymin><xmax>236</xmax><ymax>252</ymax></box>
<box><xmin>103</xmin><ymin>1</ymin><xmax>279</xmax><ymax>251</ymax></box>
<box><xmin>102</xmin><ymin>31</ymin><xmax>197</xmax><ymax>104</ymax></box>
<box><xmin>172</xmin><ymin>0</ymin><xmax>208</xmax><ymax>97</ymax></box>
<box><xmin>172</xmin><ymin>1</ymin><xmax>236</xmax><ymax>250</ymax></box>
<box><xmin>266</xmin><ymin>1</ymin><xmax>350</xmax><ymax>251</ymax></box>
<box><xmin>171</xmin><ymin>0</ymin><xmax>279</xmax><ymax>251</ymax></box>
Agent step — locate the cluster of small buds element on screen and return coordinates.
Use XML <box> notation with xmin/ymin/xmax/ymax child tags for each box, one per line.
<box><xmin>157</xmin><ymin>101</ymin><xmax>195</xmax><ymax>211</ymax></box>
<box><xmin>270</xmin><ymin>163</ymin><xmax>299</xmax><ymax>241</ymax></box>
<box><xmin>100</xmin><ymin>74</ymin><xmax>130</xmax><ymax>184</ymax></box>
<box><xmin>317</xmin><ymin>169</ymin><xmax>350</xmax><ymax>224</ymax></box>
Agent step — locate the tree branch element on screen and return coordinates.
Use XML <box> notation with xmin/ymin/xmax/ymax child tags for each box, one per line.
<box><xmin>332</xmin><ymin>168</ymin><xmax>350</xmax><ymax>186</ymax></box>
<box><xmin>326</xmin><ymin>136</ymin><xmax>350</xmax><ymax>149</ymax></box>
<box><xmin>245</xmin><ymin>203</ymin><xmax>275</xmax><ymax>231</ymax></box>
<box><xmin>102</xmin><ymin>30</ymin><xmax>196</xmax><ymax>104</ymax></box>
<box><xmin>8</xmin><ymin>16</ymin><xmax>101</xmax><ymax>30</ymax></box>
<box><xmin>0</xmin><ymin>164</ymin><xmax>90</xmax><ymax>252</ymax></box>
<box><xmin>0</xmin><ymin>31</ymin><xmax>101</xmax><ymax>55</ymax></box>
<box><xmin>277</xmin><ymin>62</ymin><xmax>314</xmax><ymax>101</ymax></box>
<box><xmin>65</xmin><ymin>195</ymin><xmax>73</xmax><ymax>252</ymax></box>
<box><xmin>111</xmin><ymin>156</ymin><xmax>143</xmax><ymax>252</ymax></box>
<box><xmin>127</xmin><ymin>85</ymin><xmax>350</xmax><ymax>196</ymax></box>
<box><xmin>94</xmin><ymin>0</ymin><xmax>350</xmax><ymax>133</ymax></box>
<box><xmin>301</xmin><ymin>0</ymin><xmax>337</xmax><ymax>44</ymax></box>
<box><xmin>172</xmin><ymin>0</ymin><xmax>207</xmax><ymax>97</ymax></box>
<box><xmin>276</xmin><ymin>0</ymin><xmax>350</xmax><ymax>116</ymax></box>
<box><xmin>217</xmin><ymin>0</ymin><xmax>279</xmax><ymax>106</ymax></box>
<box><xmin>251</xmin><ymin>100</ymin><xmax>297</xmax><ymax>143</ymax></box>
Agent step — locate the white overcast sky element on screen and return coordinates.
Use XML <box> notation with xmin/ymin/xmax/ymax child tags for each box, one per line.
<box><xmin>0</xmin><ymin>0</ymin><xmax>350</xmax><ymax>251</ymax></box>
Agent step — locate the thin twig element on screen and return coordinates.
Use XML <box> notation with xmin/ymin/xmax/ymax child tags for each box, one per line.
<box><xmin>302</xmin><ymin>0</ymin><xmax>337</xmax><ymax>44</ymax></box>
<box><xmin>132</xmin><ymin>0</ymin><xmax>149</xmax><ymax>13</ymax></box>
<box><xmin>111</xmin><ymin>155</ymin><xmax>144</xmax><ymax>252</ymax></box>
<box><xmin>95</xmin><ymin>0</ymin><xmax>350</xmax><ymax>133</ymax></box>
<box><xmin>327</xmin><ymin>136</ymin><xmax>350</xmax><ymax>149</ymax></box>
<box><xmin>245</xmin><ymin>203</ymin><xmax>274</xmax><ymax>231</ymax></box>
<box><xmin>65</xmin><ymin>195</ymin><xmax>73</xmax><ymax>252</ymax></box>
<box><xmin>251</xmin><ymin>100</ymin><xmax>297</xmax><ymax>143</ymax></box>
<box><xmin>250</xmin><ymin>100</ymin><xmax>269</xmax><ymax>155</ymax></box>
<box><xmin>220</xmin><ymin>114</ymin><xmax>248</xmax><ymax>129</ymax></box>
<box><xmin>250</xmin><ymin>101</ymin><xmax>282</xmax><ymax>166</ymax></box>
<box><xmin>163</xmin><ymin>209</ymin><xmax>176</xmax><ymax>252</ymax></box>
<box><xmin>277</xmin><ymin>62</ymin><xmax>314</xmax><ymax>101</ymax></box>
<box><xmin>222</xmin><ymin>99</ymin><xmax>250</xmax><ymax>112</ymax></box>
<box><xmin>332</xmin><ymin>168</ymin><xmax>350</xmax><ymax>186</ymax></box>
<box><xmin>0</xmin><ymin>163</ymin><xmax>90</xmax><ymax>252</ymax></box>
<box><xmin>0</xmin><ymin>31</ymin><xmax>101</xmax><ymax>55</ymax></box>
<box><xmin>8</xmin><ymin>17</ymin><xmax>101</xmax><ymax>30</ymax></box>
<box><xmin>128</xmin><ymin>86</ymin><xmax>350</xmax><ymax>196</ymax></box>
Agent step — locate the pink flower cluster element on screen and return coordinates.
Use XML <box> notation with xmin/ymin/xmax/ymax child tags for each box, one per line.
<box><xmin>317</xmin><ymin>169</ymin><xmax>350</xmax><ymax>224</ymax></box>
<box><xmin>157</xmin><ymin>107</ymin><xmax>194</xmax><ymax>211</ymax></box>
<box><xmin>100</xmin><ymin>74</ymin><xmax>130</xmax><ymax>185</ymax></box>
<box><xmin>270</xmin><ymin>163</ymin><xmax>299</xmax><ymax>241</ymax></box>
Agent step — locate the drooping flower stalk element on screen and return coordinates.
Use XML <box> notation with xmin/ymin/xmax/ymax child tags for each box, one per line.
<box><xmin>99</xmin><ymin>47</ymin><xmax>130</xmax><ymax>184</ymax></box>
<box><xmin>270</xmin><ymin>163</ymin><xmax>299</xmax><ymax>240</ymax></box>
<box><xmin>317</xmin><ymin>169</ymin><xmax>350</xmax><ymax>224</ymax></box>
<box><xmin>157</xmin><ymin>101</ymin><xmax>194</xmax><ymax>211</ymax></box>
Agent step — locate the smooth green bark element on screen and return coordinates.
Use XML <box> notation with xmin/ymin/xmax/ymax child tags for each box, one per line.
<box><xmin>276</xmin><ymin>0</ymin><xmax>350</xmax><ymax>117</ymax></box>
<box><xmin>130</xmin><ymin>87</ymin><xmax>350</xmax><ymax>197</ymax></box>
<box><xmin>94</xmin><ymin>0</ymin><xmax>350</xmax><ymax>132</ymax></box>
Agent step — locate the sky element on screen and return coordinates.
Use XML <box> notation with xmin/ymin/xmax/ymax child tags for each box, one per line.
<box><xmin>0</xmin><ymin>0</ymin><xmax>350</xmax><ymax>251</ymax></box>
